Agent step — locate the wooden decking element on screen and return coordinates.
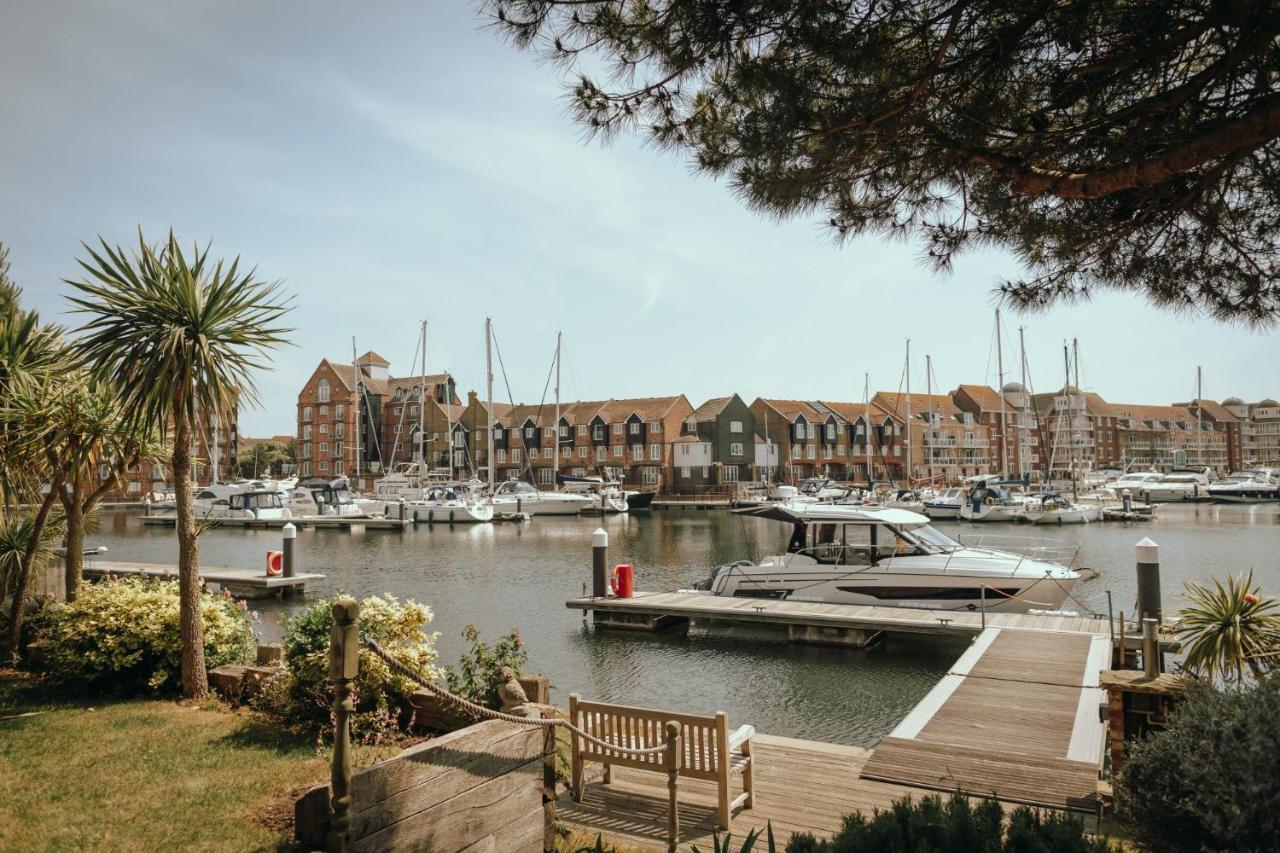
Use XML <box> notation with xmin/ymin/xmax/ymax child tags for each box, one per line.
<box><xmin>559</xmin><ymin>735</ymin><xmax>920</xmax><ymax>851</ymax></box>
<box><xmin>567</xmin><ymin>590</ymin><xmax>1111</xmax><ymax>638</ymax></box>
<box><xmin>859</xmin><ymin>627</ymin><xmax>1108</xmax><ymax>809</ymax></box>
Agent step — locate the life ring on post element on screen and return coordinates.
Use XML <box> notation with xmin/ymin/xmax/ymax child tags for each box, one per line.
<box><xmin>266</xmin><ymin>550</ymin><xmax>283</xmax><ymax>576</ymax></box>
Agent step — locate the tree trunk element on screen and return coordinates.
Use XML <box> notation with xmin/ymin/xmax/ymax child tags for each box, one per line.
<box><xmin>5</xmin><ymin>482</ymin><xmax>61</xmax><ymax>664</ymax></box>
<box><xmin>173</xmin><ymin>410</ymin><xmax>208</xmax><ymax>699</ymax></box>
<box><xmin>63</xmin><ymin>480</ymin><xmax>85</xmax><ymax>602</ymax></box>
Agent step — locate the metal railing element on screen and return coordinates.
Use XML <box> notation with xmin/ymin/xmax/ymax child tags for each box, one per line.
<box><xmin>955</xmin><ymin>533</ymin><xmax>1081</xmax><ymax>568</ymax></box>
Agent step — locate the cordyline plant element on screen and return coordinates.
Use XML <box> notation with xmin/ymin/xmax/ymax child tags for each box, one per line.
<box><xmin>67</xmin><ymin>231</ymin><xmax>292</xmax><ymax>699</ymax></box>
<box><xmin>1178</xmin><ymin>570</ymin><xmax>1280</xmax><ymax>685</ymax></box>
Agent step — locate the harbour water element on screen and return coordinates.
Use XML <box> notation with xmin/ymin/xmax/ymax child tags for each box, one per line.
<box><xmin>87</xmin><ymin>503</ymin><xmax>1279</xmax><ymax>746</ymax></box>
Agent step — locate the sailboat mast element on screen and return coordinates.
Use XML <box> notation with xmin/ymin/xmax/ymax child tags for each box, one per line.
<box><xmin>553</xmin><ymin>332</ymin><xmax>562</xmax><ymax>483</ymax></box>
<box><xmin>419</xmin><ymin>321</ymin><xmax>426</xmax><ymax>466</ymax></box>
<box><xmin>925</xmin><ymin>354</ymin><xmax>934</xmax><ymax>486</ymax></box>
<box><xmin>211</xmin><ymin>416</ymin><xmax>220</xmax><ymax>485</ymax></box>
<box><xmin>352</xmin><ymin>337</ymin><xmax>361</xmax><ymax>483</ymax></box>
<box><xmin>485</xmin><ymin>318</ymin><xmax>494</xmax><ymax>491</ymax></box>
<box><xmin>864</xmin><ymin>373</ymin><xmax>871</xmax><ymax>482</ymax></box>
<box><xmin>1018</xmin><ymin>326</ymin><xmax>1027</xmax><ymax>478</ymax></box>
<box><xmin>995</xmin><ymin>308</ymin><xmax>1008</xmax><ymax>480</ymax></box>
<box><xmin>904</xmin><ymin>339</ymin><xmax>912</xmax><ymax>485</ymax></box>
<box><xmin>1196</xmin><ymin>365</ymin><xmax>1204</xmax><ymax>469</ymax></box>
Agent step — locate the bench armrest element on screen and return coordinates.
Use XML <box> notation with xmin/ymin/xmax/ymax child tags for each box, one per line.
<box><xmin>728</xmin><ymin>724</ymin><xmax>755</xmax><ymax>752</ymax></box>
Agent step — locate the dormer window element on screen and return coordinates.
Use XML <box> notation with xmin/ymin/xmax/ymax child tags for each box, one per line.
<box><xmin>316</xmin><ymin>378</ymin><xmax>330</xmax><ymax>403</ymax></box>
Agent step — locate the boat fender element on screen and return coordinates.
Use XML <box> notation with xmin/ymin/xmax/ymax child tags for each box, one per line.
<box><xmin>449</xmin><ymin>510</ymin><xmax>455</xmax><ymax>524</ymax></box>
<box><xmin>984</xmin><ymin>496</ymin><xmax>996</xmax><ymax>507</ymax></box>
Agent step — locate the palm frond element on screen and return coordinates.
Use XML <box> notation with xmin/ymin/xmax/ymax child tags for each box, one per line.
<box><xmin>1178</xmin><ymin>570</ymin><xmax>1280</xmax><ymax>683</ymax></box>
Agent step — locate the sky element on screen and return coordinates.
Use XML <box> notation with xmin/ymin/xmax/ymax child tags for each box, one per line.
<box><xmin>2</xmin><ymin>1</ymin><xmax>1277</xmax><ymax>437</ymax></box>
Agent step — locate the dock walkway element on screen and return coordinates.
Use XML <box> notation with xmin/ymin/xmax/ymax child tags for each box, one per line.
<box><xmin>566</xmin><ymin>589</ymin><xmax>1111</xmax><ymax>639</ymax></box>
<box><xmin>84</xmin><ymin>560</ymin><xmax>323</xmax><ymax>598</ymax></box>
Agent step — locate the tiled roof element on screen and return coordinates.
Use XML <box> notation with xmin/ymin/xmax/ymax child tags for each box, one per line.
<box><xmin>955</xmin><ymin>384</ymin><xmax>1010</xmax><ymax>412</ymax></box>
<box><xmin>871</xmin><ymin>391</ymin><xmax>963</xmax><ymax>419</ymax></box>
<box><xmin>1110</xmin><ymin>403</ymin><xmax>1195</xmax><ymax>424</ymax></box>
<box><xmin>818</xmin><ymin>400</ymin><xmax>900</xmax><ymax>424</ymax></box>
<box><xmin>598</xmin><ymin>396</ymin><xmax>688</xmax><ymax>423</ymax></box>
<box><xmin>357</xmin><ymin>350</ymin><xmax>390</xmax><ymax>366</ymax></box>
<box><xmin>756</xmin><ymin>399</ymin><xmax>826</xmax><ymax>421</ymax></box>
<box><xmin>1176</xmin><ymin>399</ymin><xmax>1236</xmax><ymax>422</ymax></box>
<box><xmin>690</xmin><ymin>396</ymin><xmax>735</xmax><ymax>420</ymax></box>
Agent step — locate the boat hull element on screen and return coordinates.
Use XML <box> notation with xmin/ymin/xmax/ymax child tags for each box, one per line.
<box><xmin>409</xmin><ymin>503</ymin><xmax>494</xmax><ymax>523</ymax></box>
<box><xmin>492</xmin><ymin>495</ymin><xmax>591</xmax><ymax>516</ymax></box>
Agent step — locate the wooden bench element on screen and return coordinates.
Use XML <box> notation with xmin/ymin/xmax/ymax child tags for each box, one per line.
<box><xmin>568</xmin><ymin>694</ymin><xmax>755</xmax><ymax>833</ymax></box>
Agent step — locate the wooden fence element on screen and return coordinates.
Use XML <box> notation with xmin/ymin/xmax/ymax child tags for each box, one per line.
<box><xmin>297</xmin><ymin>598</ymin><xmax>555</xmax><ymax>852</ymax></box>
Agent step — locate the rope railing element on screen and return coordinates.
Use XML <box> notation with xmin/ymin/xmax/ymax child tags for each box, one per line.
<box><xmin>362</xmin><ymin>638</ymin><xmax>671</xmax><ymax>756</ymax></box>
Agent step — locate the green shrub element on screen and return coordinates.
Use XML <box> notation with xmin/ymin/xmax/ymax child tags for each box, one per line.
<box><xmin>784</xmin><ymin>793</ymin><xmax>1111</xmax><ymax>852</ymax></box>
<box><xmin>445</xmin><ymin>624</ymin><xmax>528</xmax><ymax>709</ymax></box>
<box><xmin>253</xmin><ymin>593</ymin><xmax>439</xmax><ymax>743</ymax></box>
<box><xmin>32</xmin><ymin>576</ymin><xmax>255</xmax><ymax>694</ymax></box>
<box><xmin>1120</xmin><ymin>674</ymin><xmax>1280</xmax><ymax>852</ymax></box>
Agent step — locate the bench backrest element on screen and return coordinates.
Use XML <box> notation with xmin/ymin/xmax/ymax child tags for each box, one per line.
<box><xmin>569</xmin><ymin>695</ymin><xmax>728</xmax><ymax>782</ymax></box>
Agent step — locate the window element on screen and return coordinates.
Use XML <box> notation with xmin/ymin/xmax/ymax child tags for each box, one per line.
<box><xmin>641</xmin><ymin>467</ymin><xmax>659</xmax><ymax>484</ymax></box>
<box><xmin>525</xmin><ymin>427</ymin><xmax>537</xmax><ymax>440</ymax></box>
<box><xmin>680</xmin><ymin>466</ymin><xmax>690</xmax><ymax>478</ymax></box>
<box><xmin>335</xmin><ymin>404</ymin><xmax>344</xmax><ymax>419</ymax></box>
<box><xmin>612</xmin><ymin>423</ymin><xmax>623</xmax><ymax>435</ymax></box>
<box><xmin>577</xmin><ymin>446</ymin><xmax>587</xmax><ymax>458</ymax></box>
<box><xmin>319</xmin><ymin>405</ymin><xmax>328</xmax><ymax>418</ymax></box>
<box><xmin>730</xmin><ymin>420</ymin><xmax>743</xmax><ymax>434</ymax></box>
<box><xmin>795</xmin><ymin>421</ymin><xmax>807</xmax><ymax>439</ymax></box>
<box><xmin>334</xmin><ymin>442</ymin><xmax>344</xmax><ymax>457</ymax></box>
<box><xmin>511</xmin><ymin>448</ymin><xmax>522</xmax><ymax>463</ymax></box>
<box><xmin>334</xmin><ymin>423</ymin><xmax>344</xmax><ymax>438</ymax></box>
<box><xmin>649</xmin><ymin>444</ymin><xmax>660</xmax><ymax>460</ymax></box>
<box><xmin>837</xmin><ymin>444</ymin><xmax>845</xmax><ymax>455</ymax></box>
<box><xmin>494</xmin><ymin>426</ymin><xmax>504</xmax><ymax>439</ymax></box>
<box><xmin>394</xmin><ymin>406</ymin><xmax>403</xmax><ymax>416</ymax></box>
<box><xmin>632</xmin><ymin>444</ymin><xmax>644</xmax><ymax>461</ymax></box>
<box><xmin>496</xmin><ymin>449</ymin><xmax>506</xmax><ymax>463</ymax></box>
<box><xmin>825</xmin><ymin>423</ymin><xmax>836</xmax><ymax>441</ymax></box>
<box><xmin>577</xmin><ymin>425</ymin><xmax>587</xmax><ymax>437</ymax></box>
<box><xmin>537</xmin><ymin>468</ymin><xmax>555</xmax><ymax>485</ymax></box>
<box><xmin>317</xmin><ymin>378</ymin><xmax>330</xmax><ymax>403</ymax></box>
<box><xmin>395</xmin><ymin>425</ymin><xmax>401</xmax><ymax>434</ymax></box>
<box><xmin>596</xmin><ymin>447</ymin><xmax>606</xmax><ymax>462</ymax></box>
<box><xmin>544</xmin><ymin>427</ymin><xmax>555</xmax><ymax>439</ymax></box>
<box><xmin>612</xmin><ymin>444</ymin><xmax>623</xmax><ymax>457</ymax></box>
<box><xmin>303</xmin><ymin>442</ymin><xmax>312</xmax><ymax>457</ymax></box>
<box><xmin>649</xmin><ymin>421</ymin><xmax>661</xmax><ymax>433</ymax></box>
<box><xmin>722</xmin><ymin>466</ymin><xmax>740</xmax><ymax>483</ymax></box>
<box><xmin>559</xmin><ymin>425</ymin><xmax>569</xmax><ymax>438</ymax></box>
<box><xmin>730</xmin><ymin>442</ymin><xmax>744</xmax><ymax>456</ymax></box>
<box><xmin>319</xmin><ymin>423</ymin><xmax>329</xmax><ymax>435</ymax></box>
<box><xmin>791</xmin><ymin>445</ymin><xmax>800</xmax><ymax>460</ymax></box>
<box><xmin>685</xmin><ymin>417</ymin><xmax>697</xmax><ymax>432</ymax></box>
<box><xmin>409</xmin><ymin>405</ymin><xmax>418</xmax><ymax>417</ymax></box>
<box><xmin>319</xmin><ymin>442</ymin><xmax>328</xmax><ymax>452</ymax></box>
<box><xmin>592</xmin><ymin>426</ymin><xmax>605</xmax><ymax>441</ymax></box>
<box><xmin>334</xmin><ymin>462</ymin><xmax>344</xmax><ymax>476</ymax></box>
<box><xmin>629</xmin><ymin>422</ymin><xmax>641</xmax><ymax>435</ymax></box>
<box><xmin>303</xmin><ymin>425</ymin><xmax>312</xmax><ymax>440</ymax></box>
<box><xmin>303</xmin><ymin>406</ymin><xmax>312</xmax><ymax>422</ymax></box>
<box><xmin>301</xmin><ymin>462</ymin><xmax>311</xmax><ymax>476</ymax></box>
<box><xmin>319</xmin><ymin>460</ymin><xmax>328</xmax><ymax>471</ymax></box>
<box><xmin>806</xmin><ymin>445</ymin><xmax>815</xmax><ymax>459</ymax></box>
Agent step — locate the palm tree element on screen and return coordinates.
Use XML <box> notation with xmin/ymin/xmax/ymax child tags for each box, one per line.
<box><xmin>1178</xmin><ymin>571</ymin><xmax>1280</xmax><ymax>685</ymax></box>
<box><xmin>68</xmin><ymin>231</ymin><xmax>291</xmax><ymax>699</ymax></box>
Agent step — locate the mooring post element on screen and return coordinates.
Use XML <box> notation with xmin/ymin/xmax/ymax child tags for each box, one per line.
<box><xmin>541</xmin><ymin>718</ymin><xmax>557</xmax><ymax>853</ymax></box>
<box><xmin>592</xmin><ymin>527</ymin><xmax>608</xmax><ymax>599</ymax></box>
<box><xmin>328</xmin><ymin>598</ymin><xmax>360</xmax><ymax>853</ymax></box>
<box><xmin>281</xmin><ymin>522</ymin><xmax>297</xmax><ymax>600</ymax></box>
<box><xmin>1135</xmin><ymin>537</ymin><xmax>1162</xmax><ymax>623</ymax></box>
<box><xmin>980</xmin><ymin>584</ymin><xmax>986</xmax><ymax>629</ymax></box>
<box><xmin>664</xmin><ymin>720</ymin><xmax>681</xmax><ymax>853</ymax></box>
<box><xmin>1122</xmin><ymin>488</ymin><xmax>1132</xmax><ymax>513</ymax></box>
<box><xmin>1141</xmin><ymin>617</ymin><xmax>1159</xmax><ymax>678</ymax></box>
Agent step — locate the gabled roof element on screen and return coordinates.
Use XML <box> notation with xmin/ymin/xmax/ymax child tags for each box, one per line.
<box><xmin>1109</xmin><ymin>403</ymin><xmax>1194</xmax><ymax>425</ymax></box>
<box><xmin>1176</xmin><ymin>399</ymin><xmax>1236</xmax><ymax>422</ymax></box>
<box><xmin>954</xmin><ymin>384</ymin><xmax>1013</xmax><ymax>413</ymax></box>
<box><xmin>754</xmin><ymin>399</ymin><xmax>826</xmax><ymax>421</ymax></box>
<box><xmin>324</xmin><ymin>361</ymin><xmax>387</xmax><ymax>395</ymax></box>
<box><xmin>386</xmin><ymin>374</ymin><xmax>453</xmax><ymax>398</ymax></box>
<box><xmin>871</xmin><ymin>391</ymin><xmax>963</xmax><ymax>419</ymax></box>
<box><xmin>818</xmin><ymin>400</ymin><xmax>899</xmax><ymax>425</ymax></box>
<box><xmin>357</xmin><ymin>351</ymin><xmax>390</xmax><ymax>366</ymax></box>
<box><xmin>597</xmin><ymin>396</ymin><xmax>689</xmax><ymax>423</ymax></box>
<box><xmin>689</xmin><ymin>396</ymin><xmax>736</xmax><ymax>420</ymax></box>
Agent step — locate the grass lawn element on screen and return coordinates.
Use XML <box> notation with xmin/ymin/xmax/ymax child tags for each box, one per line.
<box><xmin>0</xmin><ymin>670</ymin><xmax>348</xmax><ymax>852</ymax></box>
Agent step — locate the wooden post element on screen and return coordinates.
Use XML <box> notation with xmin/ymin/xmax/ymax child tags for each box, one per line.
<box><xmin>665</xmin><ymin>720</ymin><xmax>681</xmax><ymax>853</ymax></box>
<box><xmin>328</xmin><ymin>598</ymin><xmax>360</xmax><ymax>853</ymax></box>
<box><xmin>541</xmin><ymin>715</ymin><xmax>557</xmax><ymax>853</ymax></box>
<box><xmin>714</xmin><ymin>712</ymin><xmax>730</xmax><ymax>829</ymax></box>
<box><xmin>568</xmin><ymin>693</ymin><xmax>584</xmax><ymax>802</ymax></box>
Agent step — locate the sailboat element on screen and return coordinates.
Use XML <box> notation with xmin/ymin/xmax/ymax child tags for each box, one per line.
<box><xmin>490</xmin><ymin>331</ymin><xmax>596</xmax><ymax>516</ymax></box>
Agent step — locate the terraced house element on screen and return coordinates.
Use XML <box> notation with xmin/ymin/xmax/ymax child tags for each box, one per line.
<box><xmin>816</xmin><ymin>399</ymin><xmax>902</xmax><ymax>483</ymax></box>
<box><xmin>672</xmin><ymin>395</ymin><xmax>757</xmax><ymax>491</ymax></box>
<box><xmin>749</xmin><ymin>399</ymin><xmax>848</xmax><ymax>482</ymax></box>
<box><xmin>487</xmin><ymin>396</ymin><xmax>693</xmax><ymax>489</ymax></box>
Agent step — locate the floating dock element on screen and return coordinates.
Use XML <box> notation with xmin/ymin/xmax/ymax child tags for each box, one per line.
<box><xmin>140</xmin><ymin>514</ymin><xmax>411</xmax><ymax>531</ymax></box>
<box><xmin>565</xmin><ymin>589</ymin><xmax>1111</xmax><ymax>644</ymax></box>
<box><xmin>84</xmin><ymin>560</ymin><xmax>324</xmax><ymax>599</ymax></box>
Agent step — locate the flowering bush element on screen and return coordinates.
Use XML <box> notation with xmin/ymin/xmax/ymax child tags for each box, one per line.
<box><xmin>253</xmin><ymin>593</ymin><xmax>440</xmax><ymax>743</ymax></box>
<box><xmin>33</xmin><ymin>577</ymin><xmax>255</xmax><ymax>694</ymax></box>
<box><xmin>445</xmin><ymin>624</ymin><xmax>527</xmax><ymax>709</ymax></box>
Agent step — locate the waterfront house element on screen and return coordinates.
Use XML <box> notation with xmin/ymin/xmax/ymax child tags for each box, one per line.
<box><xmin>749</xmin><ymin>399</ymin><xmax>832</xmax><ymax>482</ymax></box>
<box><xmin>673</xmin><ymin>395</ymin><xmax>757</xmax><ymax>491</ymax></box>
<box><xmin>952</xmin><ymin>384</ymin><xmax>1035</xmax><ymax>478</ymax></box>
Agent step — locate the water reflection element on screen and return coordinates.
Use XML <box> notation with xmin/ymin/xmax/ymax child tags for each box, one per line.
<box><xmin>87</xmin><ymin>503</ymin><xmax>1279</xmax><ymax>745</ymax></box>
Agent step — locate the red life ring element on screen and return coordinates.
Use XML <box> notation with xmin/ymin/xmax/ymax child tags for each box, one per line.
<box><xmin>266</xmin><ymin>550</ymin><xmax>283</xmax><ymax>576</ymax></box>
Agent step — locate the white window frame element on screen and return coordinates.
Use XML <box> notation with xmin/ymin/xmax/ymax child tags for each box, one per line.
<box><xmin>631</xmin><ymin>444</ymin><xmax>644</xmax><ymax>461</ymax></box>
<box><xmin>649</xmin><ymin>444</ymin><xmax>661</xmax><ymax>461</ymax></box>
<box><xmin>729</xmin><ymin>420</ymin><xmax>743</xmax><ymax>434</ymax></box>
<box><xmin>613</xmin><ymin>423</ymin><xmax>624</xmax><ymax>435</ymax></box>
<box><xmin>629</xmin><ymin>421</ymin><xmax>641</xmax><ymax>435</ymax></box>
<box><xmin>730</xmin><ymin>442</ymin><xmax>744</xmax><ymax>456</ymax></box>
<box><xmin>316</xmin><ymin>379</ymin><xmax>330</xmax><ymax>403</ymax></box>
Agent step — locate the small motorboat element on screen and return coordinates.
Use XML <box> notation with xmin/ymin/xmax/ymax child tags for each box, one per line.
<box><xmin>922</xmin><ymin>487</ymin><xmax>964</xmax><ymax>520</ymax></box>
<box><xmin>959</xmin><ymin>476</ymin><xmax>1025</xmax><ymax>522</ymax></box>
<box><xmin>1023</xmin><ymin>492</ymin><xmax>1099</xmax><ymax>525</ymax></box>
<box><xmin>406</xmin><ymin>485</ymin><xmax>495</xmax><ymax>523</ymax></box>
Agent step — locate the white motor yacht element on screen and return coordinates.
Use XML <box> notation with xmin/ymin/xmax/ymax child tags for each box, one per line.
<box><xmin>406</xmin><ymin>485</ymin><xmax>495</xmax><ymax>523</ymax></box>
<box><xmin>491</xmin><ymin>480</ymin><xmax>595</xmax><ymax>516</ymax></box>
<box><xmin>1108</xmin><ymin>471</ymin><xmax>1164</xmax><ymax>495</ymax></box>
<box><xmin>922</xmin><ymin>487</ymin><xmax>965</xmax><ymax>520</ymax></box>
<box><xmin>558</xmin><ymin>475</ymin><xmax>630</xmax><ymax>513</ymax></box>
<box><xmin>1140</xmin><ymin>472</ymin><xmax>1211</xmax><ymax>502</ymax></box>
<box><xmin>285</xmin><ymin>476</ymin><xmax>376</xmax><ymax>518</ymax></box>
<box><xmin>693</xmin><ymin>503</ymin><xmax>1081</xmax><ymax>612</ymax></box>
<box><xmin>193</xmin><ymin>484</ymin><xmax>292</xmax><ymax>520</ymax></box>
<box><xmin>1208</xmin><ymin>470</ymin><xmax>1280</xmax><ymax>504</ymax></box>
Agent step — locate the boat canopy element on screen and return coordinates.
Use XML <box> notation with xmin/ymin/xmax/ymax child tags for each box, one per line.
<box><xmin>732</xmin><ymin>502</ymin><xmax>929</xmax><ymax>526</ymax></box>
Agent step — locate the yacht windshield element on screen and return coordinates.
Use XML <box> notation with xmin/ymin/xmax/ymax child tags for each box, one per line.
<box><xmin>906</xmin><ymin>525</ymin><xmax>960</xmax><ymax>552</ymax></box>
